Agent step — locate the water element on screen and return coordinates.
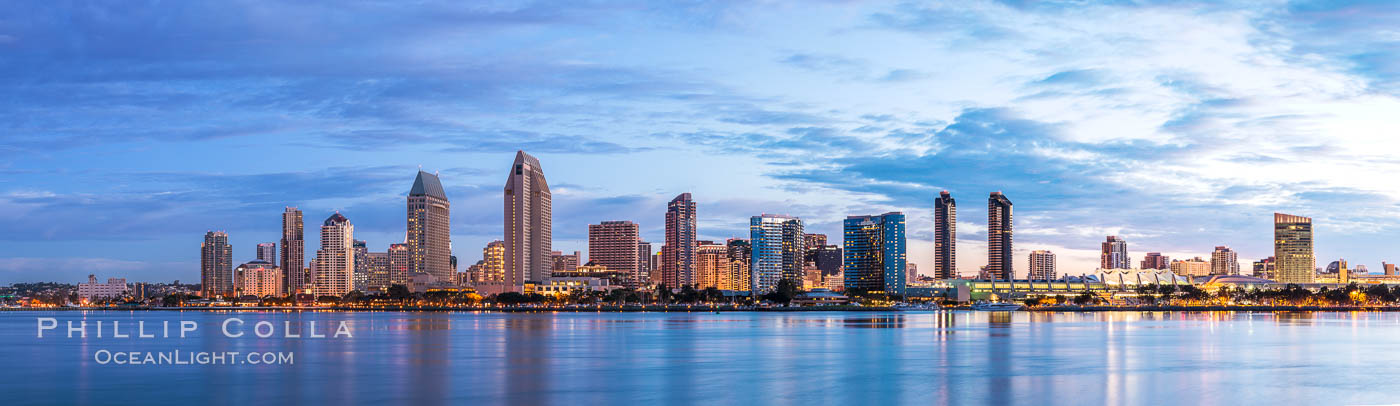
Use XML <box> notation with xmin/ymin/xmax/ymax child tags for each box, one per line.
<box><xmin>3</xmin><ymin>310</ymin><xmax>1399</xmax><ymax>405</ymax></box>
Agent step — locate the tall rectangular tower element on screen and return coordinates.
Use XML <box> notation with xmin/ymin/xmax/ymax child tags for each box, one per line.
<box><xmin>1274</xmin><ymin>213</ymin><xmax>1314</xmax><ymax>284</ymax></box>
<box><xmin>314</xmin><ymin>212</ymin><xmax>354</xmax><ymax>297</ymax></box>
<box><xmin>408</xmin><ymin>170</ymin><xmax>452</xmax><ymax>284</ymax></box>
<box><xmin>1101</xmin><ymin>236</ymin><xmax>1129</xmax><ymax>269</ymax></box>
<box><xmin>589</xmin><ymin>221</ymin><xmax>641</xmax><ymax>288</ymax></box>
<box><xmin>750</xmin><ymin>214</ymin><xmax>804</xmax><ymax>293</ymax></box>
<box><xmin>256</xmin><ymin>242</ymin><xmax>276</xmax><ymax>264</ymax></box>
<box><xmin>663</xmin><ymin>193</ymin><xmax>697</xmax><ymax>288</ymax></box>
<box><xmin>504</xmin><ymin>150</ymin><xmax>552</xmax><ymax>290</ymax></box>
<box><xmin>842</xmin><ymin>212</ymin><xmax>907</xmax><ymax>296</ymax></box>
<box><xmin>1028</xmin><ymin>250</ymin><xmax>1056</xmax><ymax>280</ymax></box>
<box><xmin>280</xmin><ymin>207</ymin><xmax>305</xmax><ymax>294</ymax></box>
<box><xmin>201</xmin><ymin>231</ymin><xmax>233</xmax><ymax>297</ymax></box>
<box><xmin>987</xmin><ymin>192</ymin><xmax>1013</xmax><ymax>280</ymax></box>
<box><xmin>934</xmin><ymin>191</ymin><xmax>957</xmax><ymax>279</ymax></box>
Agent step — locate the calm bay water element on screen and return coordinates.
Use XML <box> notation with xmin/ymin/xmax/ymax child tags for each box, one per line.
<box><xmin>3</xmin><ymin>310</ymin><xmax>1400</xmax><ymax>405</ymax></box>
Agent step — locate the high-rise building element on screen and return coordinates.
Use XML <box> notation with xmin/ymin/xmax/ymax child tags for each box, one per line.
<box><xmin>352</xmin><ymin>240</ymin><xmax>369</xmax><ymax>292</ymax></box>
<box><xmin>842</xmin><ymin>212</ymin><xmax>907</xmax><ymax>296</ymax></box>
<box><xmin>934</xmin><ymin>191</ymin><xmax>957</xmax><ymax>279</ymax></box>
<box><xmin>804</xmin><ymin>234</ymin><xmax>827</xmax><ymax>249</ymax></box>
<box><xmin>1170</xmin><ymin>257</ymin><xmax>1211</xmax><ymax>277</ymax></box>
<box><xmin>589</xmin><ymin>221</ymin><xmax>641</xmax><ymax>288</ymax></box>
<box><xmin>235</xmin><ymin>259</ymin><xmax>282</xmax><ymax>298</ymax></box>
<box><xmin>407</xmin><ymin>170</ymin><xmax>452</xmax><ymax>284</ymax></box>
<box><xmin>504</xmin><ymin>150</ymin><xmax>552</xmax><ymax>290</ymax></box>
<box><xmin>987</xmin><ymin>192</ymin><xmax>1014</xmax><ymax>280</ymax></box>
<box><xmin>812</xmin><ymin>245</ymin><xmax>842</xmax><ymax>283</ymax></box>
<box><xmin>551</xmin><ymin>251</ymin><xmax>580</xmax><ymax>273</ymax></box>
<box><xmin>476</xmin><ymin>241</ymin><xmax>506</xmax><ymax>283</ymax></box>
<box><xmin>696</xmin><ymin>242</ymin><xmax>731</xmax><ymax>289</ymax></box>
<box><xmin>1210</xmin><ymin>246</ymin><xmax>1240</xmax><ymax>276</ymax></box>
<box><xmin>280</xmin><ymin>207</ymin><xmax>306</xmax><ymax>294</ymax></box>
<box><xmin>727</xmin><ymin>239</ymin><xmax>752</xmax><ymax>292</ymax></box>
<box><xmin>1141</xmin><ymin>252</ymin><xmax>1170</xmax><ymax>270</ymax></box>
<box><xmin>201</xmin><ymin>231</ymin><xmax>233</xmax><ymax>297</ymax></box>
<box><xmin>1274</xmin><ymin>213</ymin><xmax>1315</xmax><ymax>284</ymax></box>
<box><xmin>751</xmin><ymin>214</ymin><xmax>805</xmax><ymax>293</ymax></box>
<box><xmin>314</xmin><ymin>213</ymin><xmax>355</xmax><ymax>297</ymax></box>
<box><xmin>1028</xmin><ymin>250</ymin><xmax>1056</xmax><ymax>280</ymax></box>
<box><xmin>256</xmin><ymin>242</ymin><xmax>276</xmax><ymax>264</ymax></box>
<box><xmin>388</xmin><ymin>243</ymin><xmax>411</xmax><ymax>287</ymax></box>
<box><xmin>906</xmin><ymin>263</ymin><xmax>919</xmax><ymax>284</ymax></box>
<box><xmin>1252</xmin><ymin>256</ymin><xmax>1276</xmax><ymax>279</ymax></box>
<box><xmin>663</xmin><ymin>193</ymin><xmax>697</xmax><ymax>288</ymax></box>
<box><xmin>366</xmin><ymin>251</ymin><xmax>389</xmax><ymax>292</ymax></box>
<box><xmin>1101</xmin><ymin>236</ymin><xmax>1130</xmax><ymax>269</ymax></box>
<box><xmin>637</xmin><ymin>241</ymin><xmax>653</xmax><ymax>286</ymax></box>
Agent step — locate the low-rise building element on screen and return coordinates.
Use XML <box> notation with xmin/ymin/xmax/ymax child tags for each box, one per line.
<box><xmin>77</xmin><ymin>275</ymin><xmax>128</xmax><ymax>301</ymax></box>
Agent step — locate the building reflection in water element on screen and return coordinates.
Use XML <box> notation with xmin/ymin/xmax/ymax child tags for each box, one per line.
<box><xmin>842</xmin><ymin>314</ymin><xmax>906</xmax><ymax>328</ymax></box>
<box><xmin>502</xmin><ymin>316</ymin><xmax>552</xmax><ymax>405</ymax></box>
<box><xmin>986</xmin><ymin>311</ymin><xmax>1013</xmax><ymax>405</ymax></box>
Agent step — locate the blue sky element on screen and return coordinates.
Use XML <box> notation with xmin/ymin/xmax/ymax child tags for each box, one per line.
<box><xmin>4</xmin><ymin>0</ymin><xmax>1400</xmax><ymax>283</ymax></box>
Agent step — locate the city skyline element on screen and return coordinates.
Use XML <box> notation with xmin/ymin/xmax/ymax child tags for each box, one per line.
<box><xmin>7</xmin><ymin>2</ymin><xmax>1400</xmax><ymax>283</ymax></box>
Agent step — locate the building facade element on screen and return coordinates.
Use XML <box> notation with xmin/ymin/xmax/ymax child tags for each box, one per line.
<box><xmin>201</xmin><ymin>231</ymin><xmax>233</xmax><ymax>297</ymax></box>
<box><xmin>235</xmin><ymin>260</ymin><xmax>283</xmax><ymax>297</ymax></box>
<box><xmin>663</xmin><ymin>193</ymin><xmax>697</xmax><ymax>288</ymax></box>
<box><xmin>1141</xmin><ymin>252</ymin><xmax>1170</xmax><ymax>270</ymax></box>
<box><xmin>77</xmin><ymin>275</ymin><xmax>128</xmax><ymax>301</ymax></box>
<box><xmin>588</xmin><ymin>221</ymin><xmax>640</xmax><ymax>288</ymax></box>
<box><xmin>842</xmin><ymin>212</ymin><xmax>907</xmax><ymax>296</ymax></box>
<box><xmin>280</xmin><ymin>207</ymin><xmax>306</xmax><ymax>294</ymax></box>
<box><xmin>751</xmin><ymin>214</ymin><xmax>804</xmax><ymax>293</ymax></box>
<box><xmin>407</xmin><ymin>170</ymin><xmax>453</xmax><ymax>284</ymax></box>
<box><xmin>637</xmin><ymin>241</ymin><xmax>653</xmax><ymax>286</ymax></box>
<box><xmin>934</xmin><ymin>191</ymin><xmax>957</xmax><ymax>279</ymax></box>
<box><xmin>1210</xmin><ymin>246</ymin><xmax>1240</xmax><ymax>276</ymax></box>
<box><xmin>696</xmin><ymin>242</ymin><xmax>731</xmax><ymax>289</ymax></box>
<box><xmin>256</xmin><ymin>242</ymin><xmax>276</xmax><ymax>264</ymax></box>
<box><xmin>504</xmin><ymin>150</ymin><xmax>552</xmax><ymax>290</ymax></box>
<box><xmin>366</xmin><ymin>251</ymin><xmax>389</xmax><ymax>292</ymax></box>
<box><xmin>313</xmin><ymin>213</ymin><xmax>355</xmax><ymax>297</ymax></box>
<box><xmin>1101</xmin><ymin>236</ymin><xmax>1130</xmax><ymax>269</ymax></box>
<box><xmin>727</xmin><ymin>238</ymin><xmax>752</xmax><ymax>292</ymax></box>
<box><xmin>987</xmin><ymin>192</ymin><xmax>1014</xmax><ymax>280</ymax></box>
<box><xmin>1028</xmin><ymin>250</ymin><xmax>1056</xmax><ymax>280</ymax></box>
<box><xmin>1171</xmin><ymin>257</ymin><xmax>1211</xmax><ymax>277</ymax></box>
<box><xmin>388</xmin><ymin>243</ymin><xmax>410</xmax><ymax>287</ymax></box>
<box><xmin>551</xmin><ymin>251</ymin><xmax>580</xmax><ymax>273</ymax></box>
<box><xmin>1274</xmin><ymin>213</ymin><xmax>1315</xmax><ymax>284</ymax></box>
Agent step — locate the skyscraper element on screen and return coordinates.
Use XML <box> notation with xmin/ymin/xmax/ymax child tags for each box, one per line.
<box><xmin>934</xmin><ymin>190</ymin><xmax>957</xmax><ymax>279</ymax></box>
<box><xmin>987</xmin><ymin>192</ymin><xmax>1014</xmax><ymax>280</ymax></box>
<box><xmin>504</xmin><ymin>150</ymin><xmax>552</xmax><ymax>290</ymax></box>
<box><xmin>407</xmin><ymin>170</ymin><xmax>452</xmax><ymax>284</ymax></box>
<box><xmin>280</xmin><ymin>207</ymin><xmax>305</xmax><ymax>294</ymax></box>
<box><xmin>352</xmin><ymin>240</ymin><xmax>369</xmax><ymax>292</ymax></box>
<box><xmin>589</xmin><ymin>221</ymin><xmax>641</xmax><ymax>288</ymax></box>
<box><xmin>812</xmin><ymin>245</ymin><xmax>842</xmax><ymax>283</ymax></box>
<box><xmin>1101</xmin><ymin>236</ymin><xmax>1130</xmax><ymax>269</ymax></box>
<box><xmin>842</xmin><ymin>212</ymin><xmax>907</xmax><ymax>296</ymax></box>
<box><xmin>201</xmin><ymin>231</ymin><xmax>233</xmax><ymax>297</ymax></box>
<box><xmin>637</xmin><ymin>241</ymin><xmax>653</xmax><ymax>285</ymax></box>
<box><xmin>1141</xmin><ymin>252</ymin><xmax>1170</xmax><ymax>270</ymax></box>
<box><xmin>366</xmin><ymin>251</ymin><xmax>389</xmax><ymax>292</ymax></box>
<box><xmin>696</xmin><ymin>241</ymin><xmax>731</xmax><ymax>289</ymax></box>
<box><xmin>803</xmin><ymin>233</ymin><xmax>827</xmax><ymax>249</ymax></box>
<box><xmin>388</xmin><ymin>243</ymin><xmax>410</xmax><ymax>287</ymax></box>
<box><xmin>477</xmin><ymin>241</ymin><xmax>506</xmax><ymax>283</ymax></box>
<box><xmin>256</xmin><ymin>242</ymin><xmax>276</xmax><ymax>264</ymax></box>
<box><xmin>750</xmin><ymin>214</ymin><xmax>805</xmax><ymax>293</ymax></box>
<box><xmin>1210</xmin><ymin>246</ymin><xmax>1240</xmax><ymax>276</ymax></box>
<box><xmin>1253</xmin><ymin>256</ymin><xmax>1276</xmax><ymax>279</ymax></box>
<box><xmin>1274</xmin><ymin>213</ymin><xmax>1315</xmax><ymax>284</ymax></box>
<box><xmin>1028</xmin><ymin>250</ymin><xmax>1056</xmax><ymax>280</ymax></box>
<box><xmin>663</xmin><ymin>193</ymin><xmax>697</xmax><ymax>288</ymax></box>
<box><xmin>726</xmin><ymin>238</ymin><xmax>752</xmax><ymax>292</ymax></box>
<box><xmin>314</xmin><ymin>212</ymin><xmax>354</xmax><ymax>297</ymax></box>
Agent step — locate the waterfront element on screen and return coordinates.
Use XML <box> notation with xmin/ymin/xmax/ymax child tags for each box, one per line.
<box><xmin>4</xmin><ymin>311</ymin><xmax>1400</xmax><ymax>405</ymax></box>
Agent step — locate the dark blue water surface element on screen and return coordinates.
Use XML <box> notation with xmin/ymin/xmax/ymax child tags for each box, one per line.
<box><xmin>3</xmin><ymin>310</ymin><xmax>1400</xmax><ymax>405</ymax></box>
